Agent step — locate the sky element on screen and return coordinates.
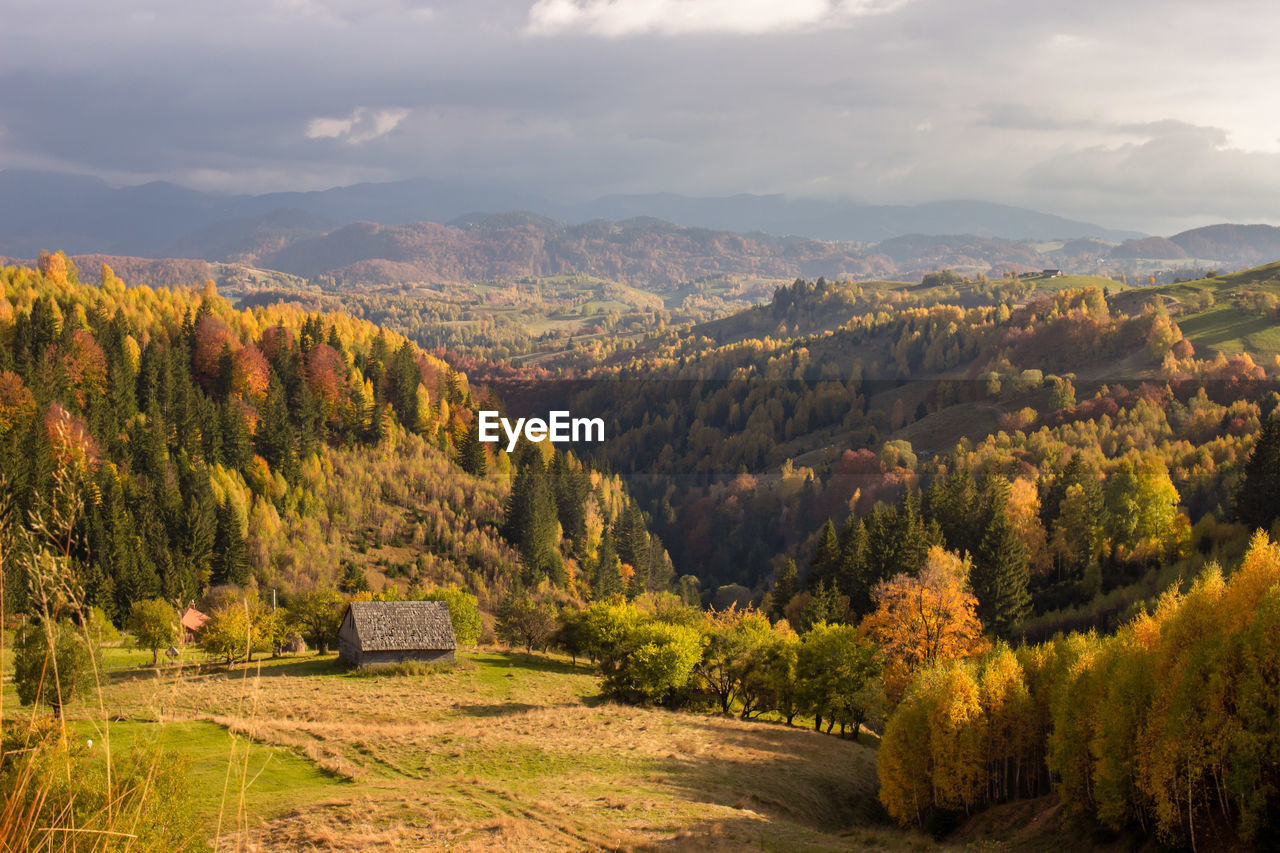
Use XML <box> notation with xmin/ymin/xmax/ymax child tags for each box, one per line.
<box><xmin>2</xmin><ymin>0</ymin><xmax>1278</xmax><ymax>233</ymax></box>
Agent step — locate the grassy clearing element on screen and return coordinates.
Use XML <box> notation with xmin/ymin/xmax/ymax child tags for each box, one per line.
<box><xmin>55</xmin><ymin>649</ymin><xmax>935</xmax><ymax>851</ymax></box>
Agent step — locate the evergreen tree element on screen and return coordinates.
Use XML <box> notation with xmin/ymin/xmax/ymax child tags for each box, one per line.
<box><xmin>1236</xmin><ymin>414</ymin><xmax>1280</xmax><ymax>532</ymax></box>
<box><xmin>615</xmin><ymin>503</ymin><xmax>650</xmax><ymax>576</ymax></box>
<box><xmin>339</xmin><ymin>561</ymin><xmax>371</xmax><ymax>594</ymax></box>
<box><xmin>593</xmin><ymin>527</ymin><xmax>623</xmax><ymax>600</ymax></box>
<box><xmin>255</xmin><ymin>375</ymin><xmax>297</xmax><ymax>482</ymax></box>
<box><xmin>972</xmin><ymin>509</ymin><xmax>1031</xmax><ymax>639</ymax></box>
<box><xmin>502</xmin><ymin>447</ymin><xmax>564</xmax><ymax>585</ymax></box>
<box><xmin>550</xmin><ymin>451</ymin><xmax>590</xmax><ymax>549</ymax></box>
<box><xmin>455</xmin><ymin>420</ymin><xmax>488</xmax><ymax>476</ymax></box>
<box><xmin>211</xmin><ymin>499</ymin><xmax>249</xmax><ymax>587</ymax></box>
<box><xmin>808</xmin><ymin>519</ymin><xmax>841</xmax><ymax>590</ymax></box>
<box><xmin>771</xmin><ymin>558</ymin><xmax>798</xmax><ymax>621</ymax></box>
<box><xmin>835</xmin><ymin>515</ymin><xmax>868</xmax><ymax>612</ymax></box>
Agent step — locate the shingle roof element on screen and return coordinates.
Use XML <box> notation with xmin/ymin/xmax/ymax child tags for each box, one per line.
<box><xmin>345</xmin><ymin>601</ymin><xmax>457</xmax><ymax>651</ymax></box>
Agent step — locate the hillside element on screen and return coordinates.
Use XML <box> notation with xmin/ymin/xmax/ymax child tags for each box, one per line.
<box><xmin>61</xmin><ymin>648</ymin><xmax>927</xmax><ymax>850</ymax></box>
<box><xmin>1111</xmin><ymin>260</ymin><xmax>1280</xmax><ymax>358</ymax></box>
<box><xmin>0</xmin><ymin>253</ymin><xmax>669</xmax><ymax>622</ymax></box>
<box><xmin>257</xmin><ymin>217</ymin><xmax>895</xmax><ymax>287</ymax></box>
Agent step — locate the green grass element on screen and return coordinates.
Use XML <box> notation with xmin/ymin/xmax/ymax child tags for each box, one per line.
<box><xmin>64</xmin><ymin>648</ymin><xmax>926</xmax><ymax>850</ymax></box>
<box><xmin>1131</xmin><ymin>261</ymin><xmax>1280</xmax><ymax>358</ymax></box>
<box><xmin>1176</xmin><ymin>304</ymin><xmax>1280</xmax><ymax>357</ymax></box>
<box><xmin>74</xmin><ymin>719</ymin><xmax>347</xmax><ymax>824</ymax></box>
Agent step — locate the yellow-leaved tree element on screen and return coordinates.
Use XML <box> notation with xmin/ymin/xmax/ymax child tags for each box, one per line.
<box><xmin>860</xmin><ymin>546</ymin><xmax>987</xmax><ymax>703</ymax></box>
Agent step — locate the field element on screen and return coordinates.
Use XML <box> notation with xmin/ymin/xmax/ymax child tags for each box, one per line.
<box><xmin>1118</xmin><ymin>261</ymin><xmax>1280</xmax><ymax>358</ymax></box>
<box><xmin>40</xmin><ymin>649</ymin><xmax>941</xmax><ymax>852</ymax></box>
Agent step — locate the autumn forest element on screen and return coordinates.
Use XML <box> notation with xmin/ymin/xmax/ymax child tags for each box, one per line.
<box><xmin>3</xmin><ymin>241</ymin><xmax>1280</xmax><ymax>851</ymax></box>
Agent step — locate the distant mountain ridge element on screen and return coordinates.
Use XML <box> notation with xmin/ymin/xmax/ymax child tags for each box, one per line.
<box><xmin>0</xmin><ymin>168</ymin><xmax>1140</xmax><ymax>259</ymax></box>
<box><xmin>5</xmin><ymin>169</ymin><xmax>1280</xmax><ymax>288</ymax></box>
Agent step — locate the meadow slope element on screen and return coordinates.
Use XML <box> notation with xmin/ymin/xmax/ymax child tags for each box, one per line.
<box><xmin>73</xmin><ymin>650</ymin><xmax>938</xmax><ymax>852</ymax></box>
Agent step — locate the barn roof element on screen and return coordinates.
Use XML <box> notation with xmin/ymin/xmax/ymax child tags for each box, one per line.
<box><xmin>343</xmin><ymin>601</ymin><xmax>457</xmax><ymax>651</ymax></box>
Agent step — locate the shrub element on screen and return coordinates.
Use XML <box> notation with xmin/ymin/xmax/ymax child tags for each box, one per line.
<box><xmin>422</xmin><ymin>586</ymin><xmax>482</xmax><ymax>645</ymax></box>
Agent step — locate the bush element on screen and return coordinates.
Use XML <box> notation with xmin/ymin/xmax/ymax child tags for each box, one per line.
<box><xmin>422</xmin><ymin>586</ymin><xmax>482</xmax><ymax>645</ymax></box>
<box><xmin>602</xmin><ymin>620</ymin><xmax>702</xmax><ymax>704</ymax></box>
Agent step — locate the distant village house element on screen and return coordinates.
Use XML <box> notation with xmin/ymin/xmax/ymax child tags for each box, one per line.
<box><xmin>338</xmin><ymin>601</ymin><xmax>457</xmax><ymax>667</ymax></box>
<box><xmin>179</xmin><ymin>606</ymin><xmax>208</xmax><ymax>643</ymax></box>
<box><xmin>1042</xmin><ymin>268</ymin><xmax>1063</xmax><ymax>278</ymax></box>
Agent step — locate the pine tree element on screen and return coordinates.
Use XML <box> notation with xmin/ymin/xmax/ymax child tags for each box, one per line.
<box><xmin>502</xmin><ymin>448</ymin><xmax>563</xmax><ymax>585</ymax></box>
<box><xmin>339</xmin><ymin>561</ymin><xmax>371</xmax><ymax>594</ymax></box>
<box><xmin>771</xmin><ymin>558</ymin><xmax>798</xmax><ymax>621</ymax></box>
<box><xmin>593</xmin><ymin>527</ymin><xmax>622</xmax><ymax>600</ymax></box>
<box><xmin>1236</xmin><ymin>414</ymin><xmax>1280</xmax><ymax>532</ymax></box>
<box><xmin>255</xmin><ymin>375</ymin><xmax>297</xmax><ymax>482</ymax></box>
<box><xmin>836</xmin><ymin>515</ymin><xmax>868</xmax><ymax>612</ymax></box>
<box><xmin>972</xmin><ymin>510</ymin><xmax>1031</xmax><ymax>639</ymax></box>
<box><xmin>550</xmin><ymin>451</ymin><xmax>590</xmax><ymax>549</ymax></box>
<box><xmin>808</xmin><ymin>519</ymin><xmax>841</xmax><ymax>590</ymax></box>
<box><xmin>211</xmin><ymin>498</ymin><xmax>249</xmax><ymax>587</ymax></box>
<box><xmin>455</xmin><ymin>420</ymin><xmax>487</xmax><ymax>476</ymax></box>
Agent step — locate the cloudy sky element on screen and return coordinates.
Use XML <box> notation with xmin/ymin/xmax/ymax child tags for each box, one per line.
<box><xmin>2</xmin><ymin>0</ymin><xmax>1278</xmax><ymax>232</ymax></box>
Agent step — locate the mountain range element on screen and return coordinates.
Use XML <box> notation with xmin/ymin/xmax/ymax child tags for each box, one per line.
<box><xmin>5</xmin><ymin>169</ymin><xmax>1280</xmax><ymax>288</ymax></box>
<box><xmin>0</xmin><ymin>168</ymin><xmax>1140</xmax><ymax>258</ymax></box>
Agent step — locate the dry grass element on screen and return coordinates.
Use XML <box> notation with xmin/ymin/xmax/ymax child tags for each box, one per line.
<box><xmin>81</xmin><ymin>649</ymin><xmax>939</xmax><ymax>852</ymax></box>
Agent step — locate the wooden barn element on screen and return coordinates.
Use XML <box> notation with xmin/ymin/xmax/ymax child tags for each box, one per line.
<box><xmin>337</xmin><ymin>600</ymin><xmax>457</xmax><ymax>667</ymax></box>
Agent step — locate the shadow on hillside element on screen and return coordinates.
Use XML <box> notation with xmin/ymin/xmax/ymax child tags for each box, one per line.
<box><xmin>647</xmin><ymin>717</ymin><xmax>889</xmax><ymax>836</ymax></box>
<box><xmin>629</xmin><ymin>814</ymin><xmax>918</xmax><ymax>852</ymax></box>
<box><xmin>104</xmin><ymin>654</ymin><xmax>347</xmax><ymax>684</ymax></box>
<box><xmin>454</xmin><ymin>702</ymin><xmax>540</xmax><ymax>718</ymax></box>
<box><xmin>243</xmin><ymin>656</ymin><xmax>348</xmax><ymax>678</ymax></box>
<box><xmin>471</xmin><ymin>650</ymin><xmax>589</xmax><ymax>676</ymax></box>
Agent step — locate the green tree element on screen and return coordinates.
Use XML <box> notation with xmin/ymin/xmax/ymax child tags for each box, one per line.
<box><xmin>808</xmin><ymin>519</ymin><xmax>841</xmax><ymax>590</ymax></box>
<box><xmin>14</xmin><ymin>620</ymin><xmax>100</xmax><ymax>717</ymax></box>
<box><xmin>602</xmin><ymin>620</ymin><xmax>702</xmax><ymax>704</ymax></box>
<box><xmin>128</xmin><ymin>598</ymin><xmax>179</xmax><ymax>665</ymax></box>
<box><xmin>455</xmin><ymin>420</ymin><xmax>487</xmax><ymax>477</ymax></box>
<box><xmin>289</xmin><ymin>586</ymin><xmax>346</xmax><ymax>653</ymax></box>
<box><xmin>503</xmin><ymin>448</ymin><xmax>564</xmax><ymax>585</ymax></box>
<box><xmin>592</xmin><ymin>527</ymin><xmax>623</xmax><ymax>600</ymax></box>
<box><xmin>339</xmin><ymin>562</ymin><xmax>371</xmax><ymax>594</ymax></box>
<box><xmin>199</xmin><ymin>602</ymin><xmax>251</xmax><ymax>667</ymax></box>
<box><xmin>422</xmin><ymin>586</ymin><xmax>482</xmax><ymax>645</ymax></box>
<box><xmin>496</xmin><ymin>595</ymin><xmax>558</xmax><ymax>653</ymax></box>
<box><xmin>972</xmin><ymin>509</ymin><xmax>1031</xmax><ymax>640</ymax></box>
<box><xmin>770</xmin><ymin>559</ymin><xmax>798</xmax><ymax>621</ymax></box>
<box><xmin>1237</xmin><ymin>413</ymin><xmax>1280</xmax><ymax>532</ymax></box>
<box><xmin>796</xmin><ymin>621</ymin><xmax>883</xmax><ymax>738</ymax></box>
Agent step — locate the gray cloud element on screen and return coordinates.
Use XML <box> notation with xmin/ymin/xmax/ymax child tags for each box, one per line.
<box><xmin>1</xmin><ymin>0</ymin><xmax>1277</xmax><ymax>232</ymax></box>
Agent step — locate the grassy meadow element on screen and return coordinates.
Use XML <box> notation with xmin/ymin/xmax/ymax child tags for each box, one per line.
<box><xmin>25</xmin><ymin>648</ymin><xmax>942</xmax><ymax>851</ymax></box>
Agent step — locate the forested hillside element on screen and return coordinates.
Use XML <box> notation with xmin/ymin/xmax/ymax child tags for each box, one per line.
<box><xmin>475</xmin><ymin>271</ymin><xmax>1280</xmax><ymax>646</ymax></box>
<box><xmin>0</xmin><ymin>252</ymin><xmax>669</xmax><ymax>624</ymax></box>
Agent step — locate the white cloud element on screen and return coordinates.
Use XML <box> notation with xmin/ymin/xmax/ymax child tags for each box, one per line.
<box><xmin>525</xmin><ymin>0</ymin><xmax>908</xmax><ymax>38</ymax></box>
<box><xmin>305</xmin><ymin>107</ymin><xmax>409</xmax><ymax>143</ymax></box>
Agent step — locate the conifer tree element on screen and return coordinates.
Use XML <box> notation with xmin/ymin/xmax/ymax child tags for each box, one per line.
<box><xmin>255</xmin><ymin>375</ymin><xmax>297</xmax><ymax>482</ymax></box>
<box><xmin>593</xmin><ymin>527</ymin><xmax>623</xmax><ymax>600</ymax></box>
<box><xmin>455</xmin><ymin>420</ymin><xmax>487</xmax><ymax>476</ymax></box>
<box><xmin>502</xmin><ymin>447</ymin><xmax>563</xmax><ymax>585</ymax></box>
<box><xmin>771</xmin><ymin>558</ymin><xmax>798</xmax><ymax>621</ymax></box>
<box><xmin>211</xmin><ymin>499</ymin><xmax>248</xmax><ymax>587</ymax></box>
<box><xmin>1236</xmin><ymin>414</ymin><xmax>1280</xmax><ymax>532</ymax></box>
<box><xmin>808</xmin><ymin>519</ymin><xmax>841</xmax><ymax>590</ymax></box>
<box><xmin>972</xmin><ymin>510</ymin><xmax>1031</xmax><ymax>639</ymax></box>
